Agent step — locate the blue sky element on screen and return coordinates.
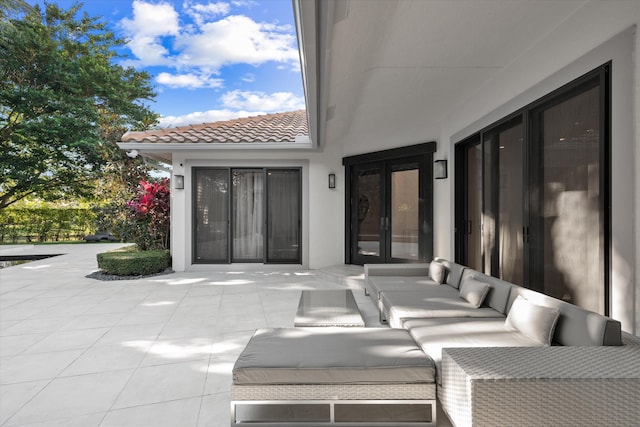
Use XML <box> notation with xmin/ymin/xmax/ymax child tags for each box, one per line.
<box><xmin>28</xmin><ymin>0</ymin><xmax>304</xmax><ymax>128</ymax></box>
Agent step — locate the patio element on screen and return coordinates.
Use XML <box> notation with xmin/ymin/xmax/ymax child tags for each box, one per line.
<box><xmin>1</xmin><ymin>244</ymin><xmax>452</xmax><ymax>426</ymax></box>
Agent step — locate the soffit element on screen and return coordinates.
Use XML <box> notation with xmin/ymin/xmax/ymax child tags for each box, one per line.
<box><xmin>320</xmin><ymin>0</ymin><xmax>588</xmax><ymax>151</ymax></box>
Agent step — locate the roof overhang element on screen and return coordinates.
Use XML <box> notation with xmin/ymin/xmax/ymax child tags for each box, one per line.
<box><xmin>293</xmin><ymin>0</ymin><xmax>321</xmax><ymax>149</ymax></box>
<box><xmin>117</xmin><ymin>135</ymin><xmax>314</xmax><ymax>164</ymax></box>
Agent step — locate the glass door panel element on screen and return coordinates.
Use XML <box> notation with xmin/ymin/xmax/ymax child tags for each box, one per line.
<box><xmin>266</xmin><ymin>169</ymin><xmax>301</xmax><ymax>263</ymax></box>
<box><xmin>193</xmin><ymin>168</ymin><xmax>229</xmax><ymax>263</ymax></box>
<box><xmin>390</xmin><ymin>166</ymin><xmax>419</xmax><ymax>260</ymax></box>
<box><xmin>232</xmin><ymin>170</ymin><xmax>264</xmax><ymax>262</ymax></box>
<box><xmin>353</xmin><ymin>164</ymin><xmax>383</xmax><ymax>262</ymax></box>
<box><xmin>466</xmin><ymin>142</ymin><xmax>483</xmax><ymax>271</ymax></box>
<box><xmin>497</xmin><ymin>123</ymin><xmax>524</xmax><ymax>285</ymax></box>
<box><xmin>537</xmin><ymin>84</ymin><xmax>603</xmax><ymax>312</ymax></box>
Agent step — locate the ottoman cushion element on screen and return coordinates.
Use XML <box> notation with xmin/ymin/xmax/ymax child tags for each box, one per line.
<box><xmin>233</xmin><ymin>327</ymin><xmax>435</xmax><ymax>385</ymax></box>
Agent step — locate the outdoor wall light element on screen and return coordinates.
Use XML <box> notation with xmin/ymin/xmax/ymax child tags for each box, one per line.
<box><xmin>434</xmin><ymin>159</ymin><xmax>448</xmax><ymax>179</ymax></box>
<box><xmin>174</xmin><ymin>174</ymin><xmax>185</xmax><ymax>189</ymax></box>
<box><xmin>328</xmin><ymin>173</ymin><xmax>336</xmax><ymax>189</ymax></box>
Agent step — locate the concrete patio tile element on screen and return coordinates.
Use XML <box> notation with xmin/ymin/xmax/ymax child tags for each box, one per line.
<box><xmin>92</xmin><ymin>322</ymin><xmax>165</xmax><ymax>346</ymax></box>
<box><xmin>0</xmin><ymin>297</ymin><xmax>70</xmax><ymax>319</ymax></box>
<box><xmin>203</xmin><ymin>357</ymin><xmax>233</xmax><ymax>395</ymax></box>
<box><xmin>156</xmin><ymin>317</ymin><xmax>219</xmax><ymax>340</ymax></box>
<box><xmin>140</xmin><ymin>337</ymin><xmax>215</xmax><ymax>367</ymax></box>
<box><xmin>4</xmin><ymin>370</ymin><xmax>133</xmax><ymax>426</ymax></box>
<box><xmin>112</xmin><ymin>359</ymin><xmax>209</xmax><ymax>409</ymax></box>
<box><xmin>216</xmin><ymin>312</ymin><xmax>267</xmax><ymax>334</ymax></box>
<box><xmin>0</xmin><ymin>333</ymin><xmax>48</xmax><ymax>357</ymax></box>
<box><xmin>0</xmin><ymin>380</ymin><xmax>49</xmax><ymax>425</ymax></box>
<box><xmin>115</xmin><ymin>305</ymin><xmax>177</xmax><ymax>327</ymax></box>
<box><xmin>0</xmin><ymin>350</ymin><xmax>84</xmax><ymax>385</ymax></box>
<box><xmin>100</xmin><ymin>397</ymin><xmax>201</xmax><ymax>427</ymax></box>
<box><xmin>59</xmin><ymin>312</ymin><xmax>126</xmax><ymax>331</ymax></box>
<box><xmin>198</xmin><ymin>393</ymin><xmax>231</xmax><ymax>427</ymax></box>
<box><xmin>4</xmin><ymin>412</ymin><xmax>105</xmax><ymax>427</ymax></box>
<box><xmin>23</xmin><ymin>328</ymin><xmax>109</xmax><ymax>354</ymax></box>
<box><xmin>1</xmin><ymin>317</ymin><xmax>75</xmax><ymax>336</ymax></box>
<box><xmin>60</xmin><ymin>342</ymin><xmax>152</xmax><ymax>377</ymax></box>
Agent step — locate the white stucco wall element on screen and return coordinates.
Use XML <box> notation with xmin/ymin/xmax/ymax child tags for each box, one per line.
<box><xmin>437</xmin><ymin>12</ymin><xmax>639</xmax><ymax>333</ymax></box>
<box><xmin>169</xmin><ymin>143</ymin><xmax>345</xmax><ymax>272</ymax></box>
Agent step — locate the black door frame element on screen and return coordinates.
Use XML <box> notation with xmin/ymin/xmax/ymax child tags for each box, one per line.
<box><xmin>343</xmin><ymin>142</ymin><xmax>436</xmax><ymax>265</ymax></box>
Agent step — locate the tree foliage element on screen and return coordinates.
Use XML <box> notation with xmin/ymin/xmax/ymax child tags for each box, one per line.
<box><xmin>96</xmin><ymin>179</ymin><xmax>170</xmax><ymax>251</ymax></box>
<box><xmin>0</xmin><ymin>1</ymin><xmax>158</xmax><ymax>209</ymax></box>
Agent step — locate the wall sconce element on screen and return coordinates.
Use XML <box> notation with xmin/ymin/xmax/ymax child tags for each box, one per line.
<box><xmin>174</xmin><ymin>174</ymin><xmax>185</xmax><ymax>189</ymax></box>
<box><xmin>328</xmin><ymin>173</ymin><xmax>336</xmax><ymax>189</ymax></box>
<box><xmin>434</xmin><ymin>160</ymin><xmax>448</xmax><ymax>179</ymax></box>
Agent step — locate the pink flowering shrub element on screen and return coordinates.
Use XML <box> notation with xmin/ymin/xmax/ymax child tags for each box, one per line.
<box><xmin>127</xmin><ymin>179</ymin><xmax>170</xmax><ymax>250</ymax></box>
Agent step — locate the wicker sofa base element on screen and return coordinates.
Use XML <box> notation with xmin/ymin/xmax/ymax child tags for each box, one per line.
<box><xmin>231</xmin><ymin>383</ymin><xmax>436</xmax><ymax>426</ymax></box>
<box><xmin>440</xmin><ymin>346</ymin><xmax>640</xmax><ymax>427</ymax></box>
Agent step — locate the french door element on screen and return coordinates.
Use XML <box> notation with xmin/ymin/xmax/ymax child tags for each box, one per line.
<box><xmin>344</xmin><ymin>143</ymin><xmax>435</xmax><ymax>265</ymax></box>
<box><xmin>193</xmin><ymin>167</ymin><xmax>301</xmax><ymax>264</ymax></box>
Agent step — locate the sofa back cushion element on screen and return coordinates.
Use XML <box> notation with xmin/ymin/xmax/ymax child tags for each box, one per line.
<box><xmin>434</xmin><ymin>258</ymin><xmax>466</xmax><ymax>289</ymax></box>
<box><xmin>459</xmin><ymin>278</ymin><xmax>490</xmax><ymax>308</ymax></box>
<box><xmin>505</xmin><ymin>295</ymin><xmax>560</xmax><ymax>345</ymax></box>
<box><xmin>507</xmin><ymin>286</ymin><xmax>622</xmax><ymax>346</ymax></box>
<box><xmin>459</xmin><ymin>270</ymin><xmax>512</xmax><ymax>314</ymax></box>
<box><xmin>428</xmin><ymin>261</ymin><xmax>447</xmax><ymax>284</ymax></box>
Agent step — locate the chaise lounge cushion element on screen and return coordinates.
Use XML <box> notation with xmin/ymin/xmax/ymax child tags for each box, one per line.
<box><xmin>404</xmin><ymin>317</ymin><xmax>543</xmax><ymax>383</ymax></box>
<box><xmin>380</xmin><ymin>288</ymin><xmax>505</xmax><ymax>328</ymax></box>
<box><xmin>505</xmin><ymin>295</ymin><xmax>560</xmax><ymax>345</ymax></box>
<box><xmin>233</xmin><ymin>327</ymin><xmax>435</xmax><ymax>385</ymax></box>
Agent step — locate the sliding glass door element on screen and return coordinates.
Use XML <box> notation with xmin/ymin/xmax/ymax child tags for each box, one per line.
<box><xmin>455</xmin><ymin>64</ymin><xmax>610</xmax><ymax>314</ymax></box>
<box><xmin>193</xmin><ymin>167</ymin><xmax>301</xmax><ymax>264</ymax></box>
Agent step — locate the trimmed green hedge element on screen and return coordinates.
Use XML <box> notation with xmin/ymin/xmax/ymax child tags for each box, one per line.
<box><xmin>97</xmin><ymin>247</ymin><xmax>170</xmax><ymax>276</ymax></box>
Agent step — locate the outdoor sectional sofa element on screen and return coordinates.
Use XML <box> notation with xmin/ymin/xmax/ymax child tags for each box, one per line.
<box><xmin>231</xmin><ymin>258</ymin><xmax>639</xmax><ymax>426</ymax></box>
<box><xmin>365</xmin><ymin>258</ymin><xmax>640</xmax><ymax>426</ymax></box>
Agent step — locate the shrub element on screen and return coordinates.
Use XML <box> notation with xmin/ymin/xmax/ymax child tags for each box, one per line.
<box><xmin>97</xmin><ymin>247</ymin><xmax>170</xmax><ymax>276</ymax></box>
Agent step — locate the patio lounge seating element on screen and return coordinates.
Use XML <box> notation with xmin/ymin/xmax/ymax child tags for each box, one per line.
<box><xmin>231</xmin><ymin>327</ymin><xmax>437</xmax><ymax>426</ymax></box>
<box><xmin>231</xmin><ymin>258</ymin><xmax>635</xmax><ymax>426</ymax></box>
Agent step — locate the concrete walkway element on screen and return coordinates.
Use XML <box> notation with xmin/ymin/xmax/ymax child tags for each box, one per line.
<box><xmin>0</xmin><ymin>244</ymin><xmax>380</xmax><ymax>426</ymax></box>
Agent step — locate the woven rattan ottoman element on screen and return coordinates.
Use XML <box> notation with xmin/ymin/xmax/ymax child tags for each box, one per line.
<box><xmin>440</xmin><ymin>346</ymin><xmax>640</xmax><ymax>427</ymax></box>
<box><xmin>231</xmin><ymin>327</ymin><xmax>436</xmax><ymax>426</ymax></box>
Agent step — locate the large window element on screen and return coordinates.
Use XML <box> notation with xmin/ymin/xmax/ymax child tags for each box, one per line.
<box><xmin>455</xmin><ymin>64</ymin><xmax>610</xmax><ymax>314</ymax></box>
<box><xmin>193</xmin><ymin>167</ymin><xmax>302</xmax><ymax>264</ymax></box>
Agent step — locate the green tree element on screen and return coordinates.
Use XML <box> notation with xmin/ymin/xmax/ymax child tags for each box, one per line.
<box><xmin>0</xmin><ymin>1</ymin><xmax>157</xmax><ymax>209</ymax></box>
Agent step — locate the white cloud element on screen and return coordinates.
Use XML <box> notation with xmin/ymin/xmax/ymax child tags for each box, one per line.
<box><xmin>156</xmin><ymin>72</ymin><xmax>223</xmax><ymax>89</ymax></box>
<box><xmin>174</xmin><ymin>15</ymin><xmax>299</xmax><ymax>71</ymax></box>
<box><xmin>119</xmin><ymin>1</ymin><xmax>180</xmax><ymax>66</ymax></box>
<box><xmin>119</xmin><ymin>2</ymin><xmax>300</xmax><ymax>84</ymax></box>
<box><xmin>241</xmin><ymin>73</ymin><xmax>256</xmax><ymax>83</ymax></box>
<box><xmin>221</xmin><ymin>90</ymin><xmax>304</xmax><ymax>111</ymax></box>
<box><xmin>158</xmin><ymin>109</ymin><xmax>265</xmax><ymax>128</ymax></box>
<box><xmin>184</xmin><ymin>1</ymin><xmax>231</xmax><ymax>26</ymax></box>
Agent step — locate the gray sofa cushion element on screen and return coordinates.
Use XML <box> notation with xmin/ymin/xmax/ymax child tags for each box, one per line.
<box><xmin>233</xmin><ymin>327</ymin><xmax>435</xmax><ymax>385</ymax></box>
<box><xmin>459</xmin><ymin>278</ymin><xmax>490</xmax><ymax>308</ymax></box>
<box><xmin>505</xmin><ymin>295</ymin><xmax>560</xmax><ymax>345</ymax></box>
<box><xmin>507</xmin><ymin>286</ymin><xmax>622</xmax><ymax>346</ymax></box>
<box><xmin>379</xmin><ymin>288</ymin><xmax>505</xmax><ymax>328</ymax></box>
<box><xmin>429</xmin><ymin>261</ymin><xmax>447</xmax><ymax>284</ymax></box>
<box><xmin>404</xmin><ymin>317</ymin><xmax>542</xmax><ymax>383</ymax></box>
<box><xmin>459</xmin><ymin>270</ymin><xmax>513</xmax><ymax>314</ymax></box>
<box><xmin>368</xmin><ymin>276</ymin><xmax>440</xmax><ymax>300</ymax></box>
<box><xmin>434</xmin><ymin>258</ymin><xmax>466</xmax><ymax>289</ymax></box>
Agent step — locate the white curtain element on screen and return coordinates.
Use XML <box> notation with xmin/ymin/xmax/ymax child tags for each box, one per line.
<box><xmin>233</xmin><ymin>171</ymin><xmax>264</xmax><ymax>260</ymax></box>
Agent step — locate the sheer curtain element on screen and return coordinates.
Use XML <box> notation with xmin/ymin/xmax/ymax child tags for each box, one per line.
<box><xmin>233</xmin><ymin>170</ymin><xmax>264</xmax><ymax>260</ymax></box>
